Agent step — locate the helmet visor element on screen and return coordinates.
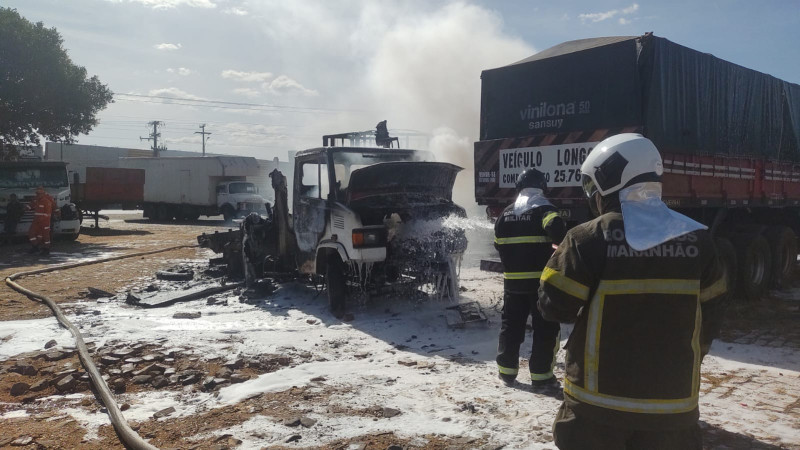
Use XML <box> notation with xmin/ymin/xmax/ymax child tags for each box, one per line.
<box><xmin>581</xmin><ymin>174</ymin><xmax>598</xmax><ymax>198</ymax></box>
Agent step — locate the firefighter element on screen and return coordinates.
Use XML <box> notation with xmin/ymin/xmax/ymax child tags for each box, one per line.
<box><xmin>495</xmin><ymin>168</ymin><xmax>566</xmax><ymax>389</ymax></box>
<box><xmin>28</xmin><ymin>186</ymin><xmax>56</xmax><ymax>255</ymax></box>
<box><xmin>3</xmin><ymin>193</ymin><xmax>24</xmax><ymax>244</ymax></box>
<box><xmin>538</xmin><ymin>134</ymin><xmax>728</xmax><ymax>449</ymax></box>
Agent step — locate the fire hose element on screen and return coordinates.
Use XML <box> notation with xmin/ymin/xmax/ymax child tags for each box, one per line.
<box><xmin>4</xmin><ymin>244</ymin><xmax>199</xmax><ymax>450</ymax></box>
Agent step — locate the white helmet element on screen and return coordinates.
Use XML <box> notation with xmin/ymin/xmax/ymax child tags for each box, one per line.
<box><xmin>580</xmin><ymin>133</ymin><xmax>663</xmax><ymax>198</ymax></box>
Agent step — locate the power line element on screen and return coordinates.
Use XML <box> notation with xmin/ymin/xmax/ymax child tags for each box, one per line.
<box><xmin>113</xmin><ymin>93</ymin><xmax>373</xmax><ymax>114</ymax></box>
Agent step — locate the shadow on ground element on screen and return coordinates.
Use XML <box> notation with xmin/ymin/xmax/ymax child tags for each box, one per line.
<box><xmin>79</xmin><ymin>226</ymin><xmax>152</xmax><ymax>237</ymax></box>
<box><xmin>702</xmin><ymin>421</ymin><xmax>785</xmax><ymax>449</ymax></box>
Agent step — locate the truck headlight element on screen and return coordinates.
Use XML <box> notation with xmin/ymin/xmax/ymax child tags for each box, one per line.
<box><xmin>352</xmin><ymin>228</ymin><xmax>387</xmax><ymax>248</ymax></box>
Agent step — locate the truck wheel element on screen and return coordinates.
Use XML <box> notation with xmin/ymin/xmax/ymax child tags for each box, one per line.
<box><xmin>326</xmin><ymin>255</ymin><xmax>347</xmax><ymax>318</ymax></box>
<box><xmin>714</xmin><ymin>237</ymin><xmax>737</xmax><ymax>299</ymax></box>
<box><xmin>733</xmin><ymin>233</ymin><xmax>772</xmax><ymax>301</ymax></box>
<box><xmin>156</xmin><ymin>204</ymin><xmax>170</xmax><ymax>222</ymax></box>
<box><xmin>222</xmin><ymin>205</ymin><xmax>236</xmax><ymax>223</ymax></box>
<box><xmin>765</xmin><ymin>226</ymin><xmax>797</xmax><ymax>288</ymax></box>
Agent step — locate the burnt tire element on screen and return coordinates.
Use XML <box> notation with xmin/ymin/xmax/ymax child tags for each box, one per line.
<box><xmin>326</xmin><ymin>255</ymin><xmax>347</xmax><ymax>317</ymax></box>
<box><xmin>714</xmin><ymin>237</ymin><xmax>737</xmax><ymax>299</ymax></box>
<box><xmin>733</xmin><ymin>233</ymin><xmax>772</xmax><ymax>301</ymax></box>
<box><xmin>765</xmin><ymin>226</ymin><xmax>797</xmax><ymax>288</ymax></box>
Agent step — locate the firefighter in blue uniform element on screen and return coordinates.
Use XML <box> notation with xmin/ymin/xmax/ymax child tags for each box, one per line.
<box><xmin>495</xmin><ymin>168</ymin><xmax>566</xmax><ymax>389</ymax></box>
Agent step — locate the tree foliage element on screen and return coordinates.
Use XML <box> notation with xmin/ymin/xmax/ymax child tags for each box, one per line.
<box><xmin>0</xmin><ymin>7</ymin><xmax>113</xmax><ymax>159</ymax></box>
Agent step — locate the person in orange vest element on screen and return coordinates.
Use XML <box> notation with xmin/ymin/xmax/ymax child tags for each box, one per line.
<box><xmin>28</xmin><ymin>186</ymin><xmax>56</xmax><ymax>255</ymax></box>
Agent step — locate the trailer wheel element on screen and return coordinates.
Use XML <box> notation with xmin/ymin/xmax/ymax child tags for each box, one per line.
<box><xmin>156</xmin><ymin>204</ymin><xmax>170</xmax><ymax>222</ymax></box>
<box><xmin>765</xmin><ymin>226</ymin><xmax>797</xmax><ymax>288</ymax></box>
<box><xmin>326</xmin><ymin>255</ymin><xmax>347</xmax><ymax>318</ymax></box>
<box><xmin>714</xmin><ymin>237</ymin><xmax>737</xmax><ymax>299</ymax></box>
<box><xmin>733</xmin><ymin>233</ymin><xmax>772</xmax><ymax>301</ymax></box>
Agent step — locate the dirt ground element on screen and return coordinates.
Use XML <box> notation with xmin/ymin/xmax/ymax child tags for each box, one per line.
<box><xmin>1</xmin><ymin>213</ymin><xmax>799</xmax><ymax>449</ymax></box>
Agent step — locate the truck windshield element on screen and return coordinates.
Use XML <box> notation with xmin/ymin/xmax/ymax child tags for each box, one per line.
<box><xmin>228</xmin><ymin>182</ymin><xmax>256</xmax><ymax>194</ymax></box>
<box><xmin>331</xmin><ymin>150</ymin><xmax>434</xmax><ymax>190</ymax></box>
<box><xmin>0</xmin><ymin>166</ymin><xmax>68</xmax><ymax>189</ymax></box>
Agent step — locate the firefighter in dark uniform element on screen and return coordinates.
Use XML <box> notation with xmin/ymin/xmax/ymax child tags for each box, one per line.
<box><xmin>495</xmin><ymin>168</ymin><xmax>566</xmax><ymax>388</ymax></box>
<box><xmin>538</xmin><ymin>134</ymin><xmax>728</xmax><ymax>449</ymax></box>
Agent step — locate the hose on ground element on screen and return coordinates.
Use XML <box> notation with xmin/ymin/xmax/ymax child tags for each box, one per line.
<box><xmin>5</xmin><ymin>244</ymin><xmax>198</xmax><ymax>450</ymax></box>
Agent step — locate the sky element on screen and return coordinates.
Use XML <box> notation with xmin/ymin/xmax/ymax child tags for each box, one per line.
<box><xmin>5</xmin><ymin>0</ymin><xmax>800</xmax><ymax>163</ymax></box>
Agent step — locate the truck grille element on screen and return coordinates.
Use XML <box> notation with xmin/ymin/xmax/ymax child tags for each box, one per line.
<box><xmin>333</xmin><ymin>214</ymin><xmax>345</xmax><ymax>229</ymax></box>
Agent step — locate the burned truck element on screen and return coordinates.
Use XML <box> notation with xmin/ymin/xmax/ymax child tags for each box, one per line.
<box><xmin>200</xmin><ymin>144</ymin><xmax>468</xmax><ymax>314</ymax></box>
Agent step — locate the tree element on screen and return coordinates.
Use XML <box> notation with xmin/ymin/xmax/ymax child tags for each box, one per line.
<box><xmin>0</xmin><ymin>8</ymin><xmax>113</xmax><ymax>160</ymax></box>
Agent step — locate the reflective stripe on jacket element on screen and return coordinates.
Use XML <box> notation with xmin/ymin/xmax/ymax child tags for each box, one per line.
<box><xmin>494</xmin><ymin>203</ymin><xmax>565</xmax><ymax>293</ymax></box>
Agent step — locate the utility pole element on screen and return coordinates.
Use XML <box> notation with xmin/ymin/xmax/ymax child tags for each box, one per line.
<box><xmin>194</xmin><ymin>124</ymin><xmax>211</xmax><ymax>156</ymax></box>
<box><xmin>140</xmin><ymin>121</ymin><xmax>165</xmax><ymax>157</ymax></box>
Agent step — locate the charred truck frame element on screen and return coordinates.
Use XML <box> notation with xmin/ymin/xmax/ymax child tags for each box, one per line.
<box><xmin>474</xmin><ymin>33</ymin><xmax>800</xmax><ymax>300</ymax></box>
<box><xmin>201</xmin><ymin>133</ymin><xmax>468</xmax><ymax>312</ymax></box>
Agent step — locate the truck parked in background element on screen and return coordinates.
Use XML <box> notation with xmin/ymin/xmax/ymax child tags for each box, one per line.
<box><xmin>474</xmin><ymin>33</ymin><xmax>800</xmax><ymax>300</ymax></box>
<box><xmin>0</xmin><ymin>161</ymin><xmax>81</xmax><ymax>240</ymax></box>
<box><xmin>118</xmin><ymin>156</ymin><xmax>269</xmax><ymax>222</ymax></box>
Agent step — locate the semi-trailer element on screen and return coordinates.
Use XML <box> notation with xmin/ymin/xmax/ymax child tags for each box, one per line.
<box><xmin>474</xmin><ymin>33</ymin><xmax>800</xmax><ymax>300</ymax></box>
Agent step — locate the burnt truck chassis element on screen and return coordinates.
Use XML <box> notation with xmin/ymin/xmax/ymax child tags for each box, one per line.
<box><xmin>198</xmin><ymin>168</ymin><xmax>468</xmax><ymax>309</ymax></box>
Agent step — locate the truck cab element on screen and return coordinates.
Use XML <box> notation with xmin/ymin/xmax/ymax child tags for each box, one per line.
<box><xmin>0</xmin><ymin>161</ymin><xmax>81</xmax><ymax>240</ymax></box>
<box><xmin>215</xmin><ymin>180</ymin><xmax>267</xmax><ymax>221</ymax></box>
<box><xmin>292</xmin><ymin>146</ymin><xmax>468</xmax><ymax>307</ymax></box>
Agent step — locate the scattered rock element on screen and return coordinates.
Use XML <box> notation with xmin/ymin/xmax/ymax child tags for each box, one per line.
<box><xmin>110</xmin><ymin>348</ymin><xmax>136</xmax><ymax>358</ymax></box>
<box><xmin>141</xmin><ymin>354</ymin><xmax>162</xmax><ymax>362</ymax></box>
<box><xmin>382</xmin><ymin>407</ymin><xmax>401</xmax><ymax>418</ymax></box>
<box><xmin>285</xmin><ymin>434</ymin><xmax>302</xmax><ymax>443</ymax></box>
<box><xmin>284</xmin><ymin>417</ymin><xmax>301</xmax><ymax>427</ymax></box>
<box><xmin>224</xmin><ymin>358</ymin><xmax>245</xmax><ymax>370</ymax></box>
<box><xmin>10</xmin><ymin>364</ymin><xmax>37</xmax><ymax>376</ymax></box>
<box><xmin>153</xmin><ymin>406</ymin><xmax>175</xmax><ymax>419</ymax></box>
<box><xmin>398</xmin><ymin>358</ymin><xmax>417</xmax><ymax>367</ymax></box>
<box><xmin>11</xmin><ymin>436</ymin><xmax>33</xmax><ymax>446</ymax></box>
<box><xmin>300</xmin><ymin>417</ymin><xmax>316</xmax><ymax>428</ymax></box>
<box><xmin>29</xmin><ymin>378</ymin><xmax>50</xmax><ymax>392</ymax></box>
<box><xmin>163</xmin><ymin>367</ymin><xmax>176</xmax><ymax>376</ymax></box>
<box><xmin>132</xmin><ymin>375</ymin><xmax>152</xmax><ymax>385</ymax></box>
<box><xmin>180</xmin><ymin>373</ymin><xmax>200</xmax><ymax>385</ymax></box>
<box><xmin>44</xmin><ymin>339</ymin><xmax>57</xmax><ymax>349</ymax></box>
<box><xmin>151</xmin><ymin>376</ymin><xmax>169</xmax><ymax>388</ymax></box>
<box><xmin>216</xmin><ymin>367</ymin><xmax>232</xmax><ymax>378</ymax></box>
<box><xmin>43</xmin><ymin>351</ymin><xmax>69</xmax><ymax>362</ymax></box>
<box><xmin>173</xmin><ymin>312</ymin><xmax>202</xmax><ymax>319</ymax></box>
<box><xmin>230</xmin><ymin>373</ymin><xmax>250</xmax><ymax>384</ymax></box>
<box><xmin>110</xmin><ymin>378</ymin><xmax>126</xmax><ymax>393</ymax></box>
<box><xmin>121</xmin><ymin>364</ymin><xmax>136</xmax><ymax>375</ymax></box>
<box><xmin>442</xmin><ymin>417</ymin><xmax>451</xmax><ymax>422</ymax></box>
<box><xmin>306</xmin><ymin>319</ymin><xmax>318</xmax><ymax>325</ymax></box>
<box><xmin>55</xmin><ymin>375</ymin><xmax>77</xmax><ymax>392</ymax></box>
<box><xmin>310</xmin><ymin>376</ymin><xmax>326</xmax><ymax>382</ymax></box>
<box><xmin>87</xmin><ymin>287</ymin><xmax>114</xmax><ymax>298</ymax></box>
<box><xmin>100</xmin><ymin>355</ymin><xmax>120</xmax><ymax>365</ymax></box>
<box><xmin>125</xmin><ymin>292</ymin><xmax>141</xmax><ymax>305</ymax></box>
<box><xmin>133</xmin><ymin>363</ymin><xmax>157</xmax><ymax>376</ymax></box>
<box><xmin>10</xmin><ymin>382</ymin><xmax>30</xmax><ymax>396</ymax></box>
<box><xmin>125</xmin><ymin>357</ymin><xmax>143</xmax><ymax>364</ymax></box>
<box><xmin>120</xmin><ymin>403</ymin><xmax>130</xmax><ymax>411</ymax></box>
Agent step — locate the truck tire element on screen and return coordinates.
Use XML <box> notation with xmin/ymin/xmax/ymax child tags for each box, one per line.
<box><xmin>326</xmin><ymin>255</ymin><xmax>347</xmax><ymax>318</ymax></box>
<box><xmin>765</xmin><ymin>226</ymin><xmax>797</xmax><ymax>288</ymax></box>
<box><xmin>733</xmin><ymin>233</ymin><xmax>772</xmax><ymax>301</ymax></box>
<box><xmin>222</xmin><ymin>204</ymin><xmax>236</xmax><ymax>223</ymax></box>
<box><xmin>713</xmin><ymin>237</ymin><xmax>737</xmax><ymax>299</ymax></box>
<box><xmin>156</xmin><ymin>204</ymin><xmax>170</xmax><ymax>222</ymax></box>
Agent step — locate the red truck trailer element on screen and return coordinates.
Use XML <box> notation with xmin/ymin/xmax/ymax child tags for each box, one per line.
<box><xmin>70</xmin><ymin>166</ymin><xmax>145</xmax><ymax>227</ymax></box>
<box><xmin>474</xmin><ymin>33</ymin><xmax>800</xmax><ymax>300</ymax></box>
